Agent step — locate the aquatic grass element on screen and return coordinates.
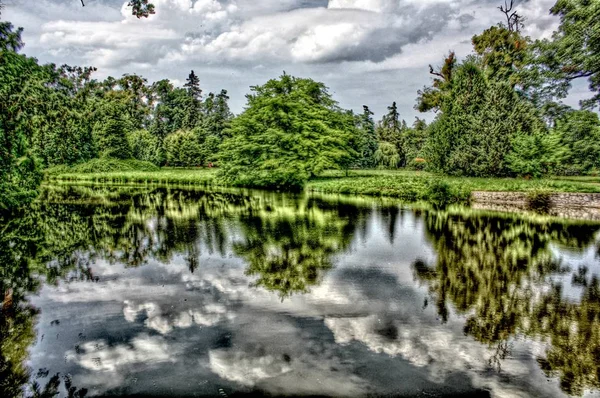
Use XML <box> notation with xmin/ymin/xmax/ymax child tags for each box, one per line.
<box><xmin>48</xmin><ymin>168</ymin><xmax>219</xmax><ymax>186</ymax></box>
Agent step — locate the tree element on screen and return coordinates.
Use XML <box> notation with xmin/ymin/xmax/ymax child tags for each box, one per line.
<box><xmin>533</xmin><ymin>0</ymin><xmax>600</xmax><ymax>109</ymax></box>
<box><xmin>355</xmin><ymin>105</ymin><xmax>378</xmax><ymax>168</ymax></box>
<box><xmin>219</xmin><ymin>74</ymin><xmax>356</xmax><ymax>189</ymax></box>
<box><xmin>376</xmin><ymin>102</ymin><xmax>408</xmax><ymax>167</ymax></box>
<box><xmin>472</xmin><ymin>25</ymin><xmax>528</xmax><ymax>86</ymax></box>
<box><xmin>425</xmin><ymin>62</ymin><xmax>545</xmax><ymax>177</ymax></box>
<box><xmin>404</xmin><ymin>118</ymin><xmax>429</xmax><ymax>169</ymax></box>
<box><xmin>94</xmin><ymin>118</ymin><xmax>131</xmax><ymax>160</ymax></box>
<box><xmin>553</xmin><ymin>110</ymin><xmax>600</xmax><ymax>174</ymax></box>
<box><xmin>416</xmin><ymin>52</ymin><xmax>456</xmax><ymax>113</ymax></box>
<box><xmin>374</xmin><ymin>142</ymin><xmax>400</xmax><ymax>169</ymax></box>
<box><xmin>128</xmin><ymin>129</ymin><xmax>160</xmax><ymax>164</ymax></box>
<box><xmin>0</xmin><ymin>26</ymin><xmax>42</xmax><ymax>210</ymax></box>
<box><xmin>184</xmin><ymin>70</ymin><xmax>202</xmax><ymax>100</ymax></box>
<box><xmin>163</xmin><ymin>130</ymin><xmax>203</xmax><ymax>167</ymax></box>
<box><xmin>203</xmin><ymin>89</ymin><xmax>233</xmax><ymax>139</ymax></box>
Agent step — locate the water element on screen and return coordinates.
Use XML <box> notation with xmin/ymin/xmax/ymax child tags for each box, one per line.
<box><xmin>2</xmin><ymin>184</ymin><xmax>600</xmax><ymax>397</ymax></box>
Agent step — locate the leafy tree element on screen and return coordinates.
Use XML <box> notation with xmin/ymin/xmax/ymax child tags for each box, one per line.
<box><xmin>128</xmin><ymin>129</ymin><xmax>161</xmax><ymax>165</ymax></box>
<box><xmin>533</xmin><ymin>0</ymin><xmax>600</xmax><ymax>109</ymax></box>
<box><xmin>404</xmin><ymin>118</ymin><xmax>429</xmax><ymax>169</ymax></box>
<box><xmin>376</xmin><ymin>101</ymin><xmax>408</xmax><ymax>167</ymax></box>
<box><xmin>94</xmin><ymin>118</ymin><xmax>131</xmax><ymax>160</ymax></box>
<box><xmin>0</xmin><ymin>27</ymin><xmax>42</xmax><ymax>210</ymax></box>
<box><xmin>552</xmin><ymin>110</ymin><xmax>600</xmax><ymax>174</ymax></box>
<box><xmin>472</xmin><ymin>25</ymin><xmax>528</xmax><ymax>86</ymax></box>
<box><xmin>374</xmin><ymin>142</ymin><xmax>400</xmax><ymax>169</ymax></box>
<box><xmin>203</xmin><ymin>89</ymin><xmax>233</xmax><ymax>139</ymax></box>
<box><xmin>163</xmin><ymin>130</ymin><xmax>203</xmax><ymax>167</ymax></box>
<box><xmin>416</xmin><ymin>52</ymin><xmax>456</xmax><ymax>113</ymax></box>
<box><xmin>219</xmin><ymin>74</ymin><xmax>356</xmax><ymax>189</ymax></box>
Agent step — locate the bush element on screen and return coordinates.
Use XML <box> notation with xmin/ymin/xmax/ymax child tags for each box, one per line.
<box><xmin>424</xmin><ymin>180</ymin><xmax>469</xmax><ymax>207</ymax></box>
<box><xmin>526</xmin><ymin>190</ymin><xmax>552</xmax><ymax>213</ymax></box>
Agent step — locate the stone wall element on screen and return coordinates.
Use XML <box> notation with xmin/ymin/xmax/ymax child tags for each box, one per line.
<box><xmin>471</xmin><ymin>191</ymin><xmax>600</xmax><ymax>221</ymax></box>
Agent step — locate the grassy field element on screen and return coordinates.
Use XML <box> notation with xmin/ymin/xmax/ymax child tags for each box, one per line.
<box><xmin>47</xmin><ymin>168</ymin><xmax>600</xmax><ymax>204</ymax></box>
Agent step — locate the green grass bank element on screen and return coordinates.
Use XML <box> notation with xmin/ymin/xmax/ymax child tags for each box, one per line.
<box><xmin>46</xmin><ymin>165</ymin><xmax>600</xmax><ymax>205</ymax></box>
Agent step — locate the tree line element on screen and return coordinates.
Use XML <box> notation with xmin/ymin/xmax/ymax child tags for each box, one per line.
<box><xmin>1</xmin><ymin>0</ymin><xmax>599</xmax><ymax>209</ymax></box>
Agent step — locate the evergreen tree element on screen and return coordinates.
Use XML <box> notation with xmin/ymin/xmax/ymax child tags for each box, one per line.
<box><xmin>356</xmin><ymin>105</ymin><xmax>378</xmax><ymax>168</ymax></box>
<box><xmin>184</xmin><ymin>70</ymin><xmax>202</xmax><ymax>100</ymax></box>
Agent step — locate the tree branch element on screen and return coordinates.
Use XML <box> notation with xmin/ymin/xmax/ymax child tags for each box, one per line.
<box><xmin>429</xmin><ymin>65</ymin><xmax>445</xmax><ymax>79</ymax></box>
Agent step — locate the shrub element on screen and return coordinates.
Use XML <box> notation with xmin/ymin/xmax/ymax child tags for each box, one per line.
<box><xmin>526</xmin><ymin>190</ymin><xmax>552</xmax><ymax>213</ymax></box>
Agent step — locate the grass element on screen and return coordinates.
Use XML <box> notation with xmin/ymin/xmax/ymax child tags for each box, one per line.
<box><xmin>47</xmin><ymin>167</ymin><xmax>600</xmax><ymax>203</ymax></box>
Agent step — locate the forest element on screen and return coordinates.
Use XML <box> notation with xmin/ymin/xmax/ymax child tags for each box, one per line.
<box><xmin>1</xmin><ymin>0</ymin><xmax>600</xmax><ymax>210</ymax></box>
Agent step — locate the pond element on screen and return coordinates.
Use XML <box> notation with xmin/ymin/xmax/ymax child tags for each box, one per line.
<box><xmin>2</xmin><ymin>184</ymin><xmax>600</xmax><ymax>397</ymax></box>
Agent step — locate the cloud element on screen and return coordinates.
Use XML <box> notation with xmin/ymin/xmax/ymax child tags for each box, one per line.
<box><xmin>3</xmin><ymin>0</ymin><xmax>568</xmax><ymax>121</ymax></box>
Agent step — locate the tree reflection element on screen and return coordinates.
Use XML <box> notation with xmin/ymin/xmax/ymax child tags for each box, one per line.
<box><xmin>1</xmin><ymin>185</ymin><xmax>371</xmax><ymax>396</ymax></box>
<box><xmin>413</xmin><ymin>209</ymin><xmax>600</xmax><ymax>395</ymax></box>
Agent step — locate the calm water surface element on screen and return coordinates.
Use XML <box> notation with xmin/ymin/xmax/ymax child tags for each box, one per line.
<box><xmin>2</xmin><ymin>184</ymin><xmax>600</xmax><ymax>397</ymax></box>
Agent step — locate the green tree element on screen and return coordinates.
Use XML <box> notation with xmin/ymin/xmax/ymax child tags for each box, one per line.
<box><xmin>0</xmin><ymin>26</ymin><xmax>42</xmax><ymax>211</ymax></box>
<box><xmin>416</xmin><ymin>52</ymin><xmax>456</xmax><ymax>113</ymax></box>
<box><xmin>376</xmin><ymin>102</ymin><xmax>408</xmax><ymax>167</ymax></box>
<box><xmin>219</xmin><ymin>74</ymin><xmax>356</xmax><ymax>189</ymax></box>
<box><xmin>472</xmin><ymin>25</ymin><xmax>528</xmax><ymax>86</ymax></box>
<box><xmin>426</xmin><ymin>62</ymin><xmax>545</xmax><ymax>177</ymax></box>
<box><xmin>127</xmin><ymin>129</ymin><xmax>161</xmax><ymax>164</ymax></box>
<box><xmin>553</xmin><ymin>110</ymin><xmax>600</xmax><ymax>174</ymax></box>
<box><xmin>355</xmin><ymin>105</ymin><xmax>378</xmax><ymax>168</ymax></box>
<box><xmin>163</xmin><ymin>130</ymin><xmax>203</xmax><ymax>167</ymax></box>
<box><xmin>94</xmin><ymin>118</ymin><xmax>131</xmax><ymax>159</ymax></box>
<box><xmin>533</xmin><ymin>0</ymin><xmax>600</xmax><ymax>109</ymax></box>
<box><xmin>403</xmin><ymin>118</ymin><xmax>429</xmax><ymax>169</ymax></box>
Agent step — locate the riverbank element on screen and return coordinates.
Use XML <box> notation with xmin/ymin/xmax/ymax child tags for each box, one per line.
<box><xmin>46</xmin><ymin>168</ymin><xmax>600</xmax><ymax>205</ymax></box>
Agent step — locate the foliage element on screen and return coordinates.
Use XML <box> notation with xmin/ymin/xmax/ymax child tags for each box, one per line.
<box><xmin>472</xmin><ymin>25</ymin><xmax>528</xmax><ymax>86</ymax></box>
<box><xmin>416</xmin><ymin>52</ymin><xmax>456</xmax><ymax>113</ymax></box>
<box><xmin>219</xmin><ymin>74</ymin><xmax>357</xmax><ymax>189</ymax></box>
<box><xmin>0</xmin><ymin>27</ymin><xmax>42</xmax><ymax>211</ymax></box>
<box><xmin>128</xmin><ymin>129</ymin><xmax>161</xmax><ymax>165</ymax></box>
<box><xmin>164</xmin><ymin>130</ymin><xmax>204</xmax><ymax>167</ymax></box>
<box><xmin>354</xmin><ymin>105</ymin><xmax>378</xmax><ymax>168</ymax></box>
<box><xmin>532</xmin><ymin>0</ymin><xmax>600</xmax><ymax>109</ymax></box>
<box><xmin>426</xmin><ymin>62</ymin><xmax>546</xmax><ymax>177</ymax></box>
<box><xmin>94</xmin><ymin>118</ymin><xmax>131</xmax><ymax>159</ymax></box>
<box><xmin>403</xmin><ymin>118</ymin><xmax>429</xmax><ymax>170</ymax></box>
<box><xmin>552</xmin><ymin>110</ymin><xmax>600</xmax><ymax>175</ymax></box>
<box><xmin>374</xmin><ymin>142</ymin><xmax>401</xmax><ymax>169</ymax></box>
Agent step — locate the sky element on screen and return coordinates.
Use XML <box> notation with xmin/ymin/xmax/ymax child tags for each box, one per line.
<box><xmin>1</xmin><ymin>0</ymin><xmax>593</xmax><ymax>121</ymax></box>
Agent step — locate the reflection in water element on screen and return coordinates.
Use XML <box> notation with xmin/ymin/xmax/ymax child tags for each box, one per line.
<box><xmin>414</xmin><ymin>211</ymin><xmax>600</xmax><ymax>395</ymax></box>
<box><xmin>0</xmin><ymin>184</ymin><xmax>599</xmax><ymax>397</ymax></box>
